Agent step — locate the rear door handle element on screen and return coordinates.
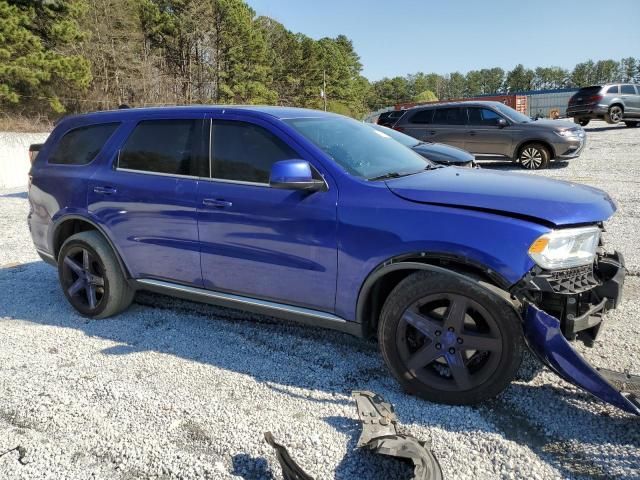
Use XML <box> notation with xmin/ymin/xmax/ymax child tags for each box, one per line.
<box><xmin>93</xmin><ymin>186</ymin><xmax>117</xmax><ymax>195</ymax></box>
<box><xmin>202</xmin><ymin>198</ymin><xmax>233</xmax><ymax>208</ymax></box>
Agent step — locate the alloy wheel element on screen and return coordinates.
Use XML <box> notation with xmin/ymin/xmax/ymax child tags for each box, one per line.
<box><xmin>520</xmin><ymin>147</ymin><xmax>543</xmax><ymax>169</ymax></box>
<box><xmin>609</xmin><ymin>106</ymin><xmax>623</xmax><ymax>123</ymax></box>
<box><xmin>60</xmin><ymin>246</ymin><xmax>106</xmax><ymax>311</ymax></box>
<box><xmin>396</xmin><ymin>293</ymin><xmax>502</xmax><ymax>392</ymax></box>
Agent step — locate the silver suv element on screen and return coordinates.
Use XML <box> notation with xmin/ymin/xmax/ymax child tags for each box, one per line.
<box><xmin>567</xmin><ymin>84</ymin><xmax>640</xmax><ymax>127</ymax></box>
<box><xmin>392</xmin><ymin>101</ymin><xmax>585</xmax><ymax>170</ymax></box>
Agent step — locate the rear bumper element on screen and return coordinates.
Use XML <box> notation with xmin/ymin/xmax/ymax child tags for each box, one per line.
<box><xmin>522</xmin><ymin>251</ymin><xmax>639</xmax><ymax>415</ymax></box>
<box><xmin>567</xmin><ymin>105</ymin><xmax>608</xmax><ymax>118</ymax></box>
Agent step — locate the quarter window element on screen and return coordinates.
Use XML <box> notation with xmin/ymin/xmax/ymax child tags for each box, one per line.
<box><xmin>621</xmin><ymin>84</ymin><xmax>637</xmax><ymax>95</ymax></box>
<box><xmin>118</xmin><ymin>120</ymin><xmax>205</xmax><ymax>176</ymax></box>
<box><xmin>606</xmin><ymin>85</ymin><xmax>619</xmax><ymax>94</ymax></box>
<box><xmin>49</xmin><ymin>123</ymin><xmax>119</xmax><ymax>165</ymax></box>
<box><xmin>467</xmin><ymin>108</ymin><xmax>502</xmax><ymax>126</ymax></box>
<box><xmin>211</xmin><ymin>121</ymin><xmax>298</xmax><ymax>183</ymax></box>
<box><xmin>409</xmin><ymin>109</ymin><xmax>435</xmax><ymax>124</ymax></box>
<box><xmin>432</xmin><ymin>107</ymin><xmax>465</xmax><ymax>125</ymax></box>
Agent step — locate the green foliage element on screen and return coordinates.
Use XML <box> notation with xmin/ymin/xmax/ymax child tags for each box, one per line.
<box><xmin>413</xmin><ymin>90</ymin><xmax>437</xmax><ymax>103</ymax></box>
<box><xmin>0</xmin><ymin>0</ymin><xmax>637</xmax><ymax>119</ymax></box>
<box><xmin>0</xmin><ymin>0</ymin><xmax>91</xmax><ymax>113</ymax></box>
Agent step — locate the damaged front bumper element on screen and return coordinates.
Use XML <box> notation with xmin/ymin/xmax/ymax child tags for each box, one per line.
<box><xmin>521</xmin><ymin>251</ymin><xmax>640</xmax><ymax>415</ymax></box>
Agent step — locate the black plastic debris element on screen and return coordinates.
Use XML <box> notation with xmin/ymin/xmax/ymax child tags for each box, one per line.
<box><xmin>352</xmin><ymin>391</ymin><xmax>443</xmax><ymax>480</ymax></box>
<box><xmin>264</xmin><ymin>431</ymin><xmax>314</xmax><ymax>480</ymax></box>
<box><xmin>0</xmin><ymin>445</ymin><xmax>28</xmax><ymax>465</ymax></box>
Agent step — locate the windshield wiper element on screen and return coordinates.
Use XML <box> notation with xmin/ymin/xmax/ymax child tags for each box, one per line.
<box><xmin>368</xmin><ymin>171</ymin><xmax>405</xmax><ymax>181</ymax></box>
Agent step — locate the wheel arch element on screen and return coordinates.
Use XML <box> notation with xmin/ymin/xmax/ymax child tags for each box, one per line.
<box><xmin>355</xmin><ymin>254</ymin><xmax>519</xmax><ymax>338</ymax></box>
<box><xmin>50</xmin><ymin>215</ymin><xmax>131</xmax><ymax>278</ymax></box>
<box><xmin>514</xmin><ymin>139</ymin><xmax>556</xmax><ymax>160</ymax></box>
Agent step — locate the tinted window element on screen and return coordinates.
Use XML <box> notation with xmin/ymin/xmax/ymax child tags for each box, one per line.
<box><xmin>211</xmin><ymin>121</ymin><xmax>298</xmax><ymax>183</ymax></box>
<box><xmin>621</xmin><ymin>84</ymin><xmax>637</xmax><ymax>94</ymax></box>
<box><xmin>49</xmin><ymin>123</ymin><xmax>119</xmax><ymax>165</ymax></box>
<box><xmin>467</xmin><ymin>108</ymin><xmax>502</xmax><ymax>126</ymax></box>
<box><xmin>606</xmin><ymin>85</ymin><xmax>619</xmax><ymax>94</ymax></box>
<box><xmin>432</xmin><ymin>107</ymin><xmax>465</xmax><ymax>125</ymax></box>
<box><xmin>577</xmin><ymin>86</ymin><xmax>602</xmax><ymax>96</ymax></box>
<box><xmin>409</xmin><ymin>109</ymin><xmax>434</xmax><ymax>124</ymax></box>
<box><xmin>119</xmin><ymin>120</ymin><xmax>204</xmax><ymax>176</ymax></box>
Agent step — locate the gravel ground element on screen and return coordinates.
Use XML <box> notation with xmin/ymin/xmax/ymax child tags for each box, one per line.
<box><xmin>1</xmin><ymin>121</ymin><xmax>639</xmax><ymax>479</ymax></box>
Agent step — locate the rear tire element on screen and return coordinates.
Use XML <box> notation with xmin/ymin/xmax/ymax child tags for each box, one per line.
<box><xmin>624</xmin><ymin>121</ymin><xmax>640</xmax><ymax>128</ymax></box>
<box><xmin>574</xmin><ymin>118</ymin><xmax>590</xmax><ymax>127</ymax></box>
<box><xmin>605</xmin><ymin>105</ymin><xmax>623</xmax><ymax>124</ymax></box>
<box><xmin>518</xmin><ymin>143</ymin><xmax>551</xmax><ymax>170</ymax></box>
<box><xmin>58</xmin><ymin>231</ymin><xmax>134</xmax><ymax>319</ymax></box>
<box><xmin>378</xmin><ymin>271</ymin><xmax>523</xmax><ymax>405</ymax></box>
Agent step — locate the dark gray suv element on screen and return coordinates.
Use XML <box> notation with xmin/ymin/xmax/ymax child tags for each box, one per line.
<box><xmin>393</xmin><ymin>101</ymin><xmax>586</xmax><ymax>170</ymax></box>
<box><xmin>567</xmin><ymin>84</ymin><xmax>640</xmax><ymax>127</ymax></box>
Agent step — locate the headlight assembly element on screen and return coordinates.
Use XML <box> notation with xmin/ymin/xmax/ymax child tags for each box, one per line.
<box><xmin>528</xmin><ymin>226</ymin><xmax>600</xmax><ymax>270</ymax></box>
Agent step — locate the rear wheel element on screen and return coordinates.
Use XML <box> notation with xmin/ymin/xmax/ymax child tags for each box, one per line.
<box><xmin>605</xmin><ymin>105</ymin><xmax>623</xmax><ymax>124</ymax></box>
<box><xmin>518</xmin><ymin>143</ymin><xmax>550</xmax><ymax>170</ymax></box>
<box><xmin>624</xmin><ymin>121</ymin><xmax>640</xmax><ymax>128</ymax></box>
<box><xmin>574</xmin><ymin>118</ymin><xmax>590</xmax><ymax>127</ymax></box>
<box><xmin>378</xmin><ymin>271</ymin><xmax>523</xmax><ymax>405</ymax></box>
<box><xmin>58</xmin><ymin>231</ymin><xmax>134</xmax><ymax>318</ymax></box>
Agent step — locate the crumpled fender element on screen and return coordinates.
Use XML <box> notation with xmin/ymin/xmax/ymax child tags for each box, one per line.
<box><xmin>523</xmin><ymin>304</ymin><xmax>640</xmax><ymax>415</ymax></box>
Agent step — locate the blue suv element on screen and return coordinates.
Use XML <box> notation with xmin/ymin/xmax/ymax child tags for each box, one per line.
<box><xmin>28</xmin><ymin>106</ymin><xmax>636</xmax><ymax>415</ymax></box>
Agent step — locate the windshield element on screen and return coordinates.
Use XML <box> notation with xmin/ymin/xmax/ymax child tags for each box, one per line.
<box><xmin>369</xmin><ymin>123</ymin><xmax>420</xmax><ymax>148</ymax></box>
<box><xmin>492</xmin><ymin>103</ymin><xmax>532</xmax><ymax>123</ymax></box>
<box><xmin>285</xmin><ymin>117</ymin><xmax>432</xmax><ymax>180</ymax></box>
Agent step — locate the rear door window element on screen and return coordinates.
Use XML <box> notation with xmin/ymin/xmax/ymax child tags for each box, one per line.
<box><xmin>466</xmin><ymin>107</ymin><xmax>502</xmax><ymax>126</ymax></box>
<box><xmin>621</xmin><ymin>84</ymin><xmax>637</xmax><ymax>95</ymax></box>
<box><xmin>606</xmin><ymin>85</ymin><xmax>620</xmax><ymax>94</ymax></box>
<box><xmin>408</xmin><ymin>109</ymin><xmax>434</xmax><ymax>124</ymax></box>
<box><xmin>49</xmin><ymin>123</ymin><xmax>119</xmax><ymax>165</ymax></box>
<box><xmin>118</xmin><ymin>119</ymin><xmax>206</xmax><ymax>176</ymax></box>
<box><xmin>432</xmin><ymin>107</ymin><xmax>465</xmax><ymax>125</ymax></box>
<box><xmin>210</xmin><ymin>121</ymin><xmax>298</xmax><ymax>184</ymax></box>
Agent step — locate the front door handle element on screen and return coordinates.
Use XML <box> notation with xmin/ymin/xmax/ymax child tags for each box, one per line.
<box><xmin>202</xmin><ymin>198</ymin><xmax>233</xmax><ymax>208</ymax></box>
<box><xmin>93</xmin><ymin>186</ymin><xmax>117</xmax><ymax>195</ymax></box>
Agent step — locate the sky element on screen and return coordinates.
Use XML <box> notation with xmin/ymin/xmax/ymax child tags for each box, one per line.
<box><xmin>245</xmin><ymin>0</ymin><xmax>640</xmax><ymax>81</ymax></box>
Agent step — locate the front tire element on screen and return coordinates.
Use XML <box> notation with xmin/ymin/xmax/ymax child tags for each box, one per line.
<box><xmin>605</xmin><ymin>105</ymin><xmax>623</xmax><ymax>124</ymax></box>
<box><xmin>518</xmin><ymin>143</ymin><xmax>550</xmax><ymax>170</ymax></box>
<box><xmin>378</xmin><ymin>271</ymin><xmax>524</xmax><ymax>405</ymax></box>
<box><xmin>58</xmin><ymin>231</ymin><xmax>134</xmax><ymax>319</ymax></box>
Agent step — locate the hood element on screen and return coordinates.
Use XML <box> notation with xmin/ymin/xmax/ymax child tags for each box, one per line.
<box><xmin>385</xmin><ymin>168</ymin><xmax>616</xmax><ymax>226</ymax></box>
<box><xmin>522</xmin><ymin>119</ymin><xmax>577</xmax><ymax>130</ymax></box>
<box><xmin>413</xmin><ymin>142</ymin><xmax>475</xmax><ymax>165</ymax></box>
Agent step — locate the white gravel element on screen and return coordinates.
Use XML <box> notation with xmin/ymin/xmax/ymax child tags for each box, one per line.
<box><xmin>1</xmin><ymin>121</ymin><xmax>639</xmax><ymax>479</ymax></box>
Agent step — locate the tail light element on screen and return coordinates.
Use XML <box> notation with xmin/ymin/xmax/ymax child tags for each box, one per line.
<box><xmin>587</xmin><ymin>95</ymin><xmax>603</xmax><ymax>104</ymax></box>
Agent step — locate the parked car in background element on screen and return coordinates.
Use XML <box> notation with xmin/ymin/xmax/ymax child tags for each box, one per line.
<box><xmin>369</xmin><ymin>123</ymin><xmax>478</xmax><ymax>168</ymax></box>
<box><xmin>28</xmin><ymin>106</ymin><xmax>636</xmax><ymax>416</ymax></box>
<box><xmin>567</xmin><ymin>84</ymin><xmax>640</xmax><ymax>127</ymax></box>
<box><xmin>377</xmin><ymin>110</ymin><xmax>405</xmax><ymax>127</ymax></box>
<box><xmin>393</xmin><ymin>101</ymin><xmax>586</xmax><ymax>169</ymax></box>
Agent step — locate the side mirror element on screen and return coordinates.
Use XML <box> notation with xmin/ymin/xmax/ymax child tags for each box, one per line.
<box><xmin>269</xmin><ymin>160</ymin><xmax>326</xmax><ymax>191</ymax></box>
<box><xmin>497</xmin><ymin>118</ymin><xmax>508</xmax><ymax>128</ymax></box>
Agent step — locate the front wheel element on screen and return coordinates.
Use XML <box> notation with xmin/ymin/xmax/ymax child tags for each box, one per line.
<box><xmin>378</xmin><ymin>271</ymin><xmax>524</xmax><ymax>405</ymax></box>
<box><xmin>518</xmin><ymin>143</ymin><xmax>550</xmax><ymax>170</ymax></box>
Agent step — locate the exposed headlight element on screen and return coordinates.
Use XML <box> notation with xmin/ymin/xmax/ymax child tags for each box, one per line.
<box><xmin>528</xmin><ymin>226</ymin><xmax>600</xmax><ymax>270</ymax></box>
